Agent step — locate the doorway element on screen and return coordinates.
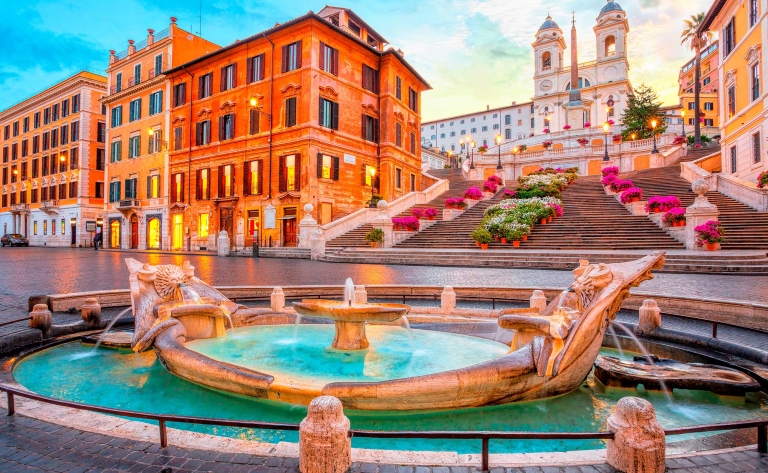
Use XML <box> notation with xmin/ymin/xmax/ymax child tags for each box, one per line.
<box><xmin>220</xmin><ymin>207</ymin><xmax>233</xmax><ymax>249</ymax></box>
<box><xmin>320</xmin><ymin>203</ymin><xmax>332</xmax><ymax>225</ymax></box>
<box><xmin>282</xmin><ymin>207</ymin><xmax>297</xmax><ymax>247</ymax></box>
<box><xmin>109</xmin><ymin>220</ymin><xmax>121</xmax><ymax>248</ymax></box>
<box><xmin>172</xmin><ymin>214</ymin><xmax>183</xmax><ymax>250</ymax></box>
<box><xmin>70</xmin><ymin>222</ymin><xmax>76</xmax><ymax>246</ymax></box>
<box><xmin>130</xmin><ymin>215</ymin><xmax>139</xmax><ymax>249</ymax></box>
<box><xmin>247</xmin><ymin>210</ymin><xmax>260</xmax><ymax>246</ymax></box>
<box><xmin>147</xmin><ymin>218</ymin><xmax>160</xmax><ymax>250</ymax></box>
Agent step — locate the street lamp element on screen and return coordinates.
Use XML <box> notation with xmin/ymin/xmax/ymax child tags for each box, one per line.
<box><xmin>681</xmin><ymin>110</ymin><xmax>686</xmax><ymax>138</ymax></box>
<box><xmin>512</xmin><ymin>146</ymin><xmax>519</xmax><ymax>180</ymax></box>
<box><xmin>470</xmin><ymin>140</ymin><xmax>476</xmax><ymax>169</ymax></box>
<box><xmin>651</xmin><ymin>119</ymin><xmax>659</xmax><ymax>154</ymax></box>
<box><xmin>603</xmin><ymin>122</ymin><xmax>610</xmax><ymax>161</ymax></box>
<box><xmin>495</xmin><ymin>134</ymin><xmax>502</xmax><ymax>170</ymax></box>
<box><xmin>368</xmin><ymin>167</ymin><xmax>377</xmax><ymax>208</ymax></box>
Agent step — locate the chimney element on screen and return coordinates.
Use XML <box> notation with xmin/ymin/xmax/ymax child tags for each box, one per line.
<box><xmin>170</xmin><ymin>16</ymin><xmax>177</xmax><ymax>24</ymax></box>
<box><xmin>397</xmin><ymin>48</ymin><xmax>404</xmax><ymax>57</ymax></box>
<box><xmin>109</xmin><ymin>50</ymin><xmax>116</xmax><ymax>65</ymax></box>
<box><xmin>127</xmin><ymin>39</ymin><xmax>136</xmax><ymax>55</ymax></box>
<box><xmin>486</xmin><ymin>105</ymin><xmax>490</xmax><ymax>111</ymax></box>
<box><xmin>147</xmin><ymin>29</ymin><xmax>155</xmax><ymax>46</ymax></box>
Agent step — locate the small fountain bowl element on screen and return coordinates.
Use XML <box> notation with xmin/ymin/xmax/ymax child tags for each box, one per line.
<box><xmin>292</xmin><ymin>299</ymin><xmax>409</xmax><ymax>323</ymax></box>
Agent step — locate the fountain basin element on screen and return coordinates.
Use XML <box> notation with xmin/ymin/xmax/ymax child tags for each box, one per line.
<box><xmin>292</xmin><ymin>299</ymin><xmax>409</xmax><ymax>350</ymax></box>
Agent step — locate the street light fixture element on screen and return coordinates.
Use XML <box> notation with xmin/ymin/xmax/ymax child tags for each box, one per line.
<box><xmin>512</xmin><ymin>146</ymin><xmax>519</xmax><ymax>180</ymax></box>
<box><xmin>368</xmin><ymin>167</ymin><xmax>377</xmax><ymax>208</ymax></box>
<box><xmin>495</xmin><ymin>134</ymin><xmax>502</xmax><ymax>170</ymax></box>
<box><xmin>603</xmin><ymin>122</ymin><xmax>610</xmax><ymax>161</ymax></box>
<box><xmin>681</xmin><ymin>110</ymin><xmax>686</xmax><ymax>138</ymax></box>
<box><xmin>651</xmin><ymin>119</ymin><xmax>659</xmax><ymax>154</ymax></box>
<box><xmin>470</xmin><ymin>140</ymin><xmax>476</xmax><ymax>169</ymax></box>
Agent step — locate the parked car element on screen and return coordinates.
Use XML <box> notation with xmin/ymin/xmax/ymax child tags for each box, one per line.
<box><xmin>1</xmin><ymin>234</ymin><xmax>29</xmax><ymax>247</ymax></box>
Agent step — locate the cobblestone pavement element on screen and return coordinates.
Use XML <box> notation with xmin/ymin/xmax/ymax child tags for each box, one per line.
<box><xmin>2</xmin><ymin>413</ymin><xmax>768</xmax><ymax>472</ymax></box>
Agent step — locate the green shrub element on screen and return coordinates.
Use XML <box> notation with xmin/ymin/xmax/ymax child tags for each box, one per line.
<box><xmin>365</xmin><ymin>228</ymin><xmax>384</xmax><ymax>243</ymax></box>
<box><xmin>471</xmin><ymin>227</ymin><xmax>493</xmax><ymax>244</ymax></box>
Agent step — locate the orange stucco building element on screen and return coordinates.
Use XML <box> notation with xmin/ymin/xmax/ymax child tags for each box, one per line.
<box><xmin>102</xmin><ymin>18</ymin><xmax>220</xmax><ymax>250</ymax></box>
<box><xmin>0</xmin><ymin>71</ymin><xmax>107</xmax><ymax>246</ymax></box>
<box><xmin>165</xmin><ymin>7</ymin><xmax>430</xmax><ymax>250</ymax></box>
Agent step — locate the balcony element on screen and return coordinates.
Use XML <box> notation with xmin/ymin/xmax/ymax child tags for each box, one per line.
<box><xmin>11</xmin><ymin>203</ymin><xmax>30</xmax><ymax>214</ymax></box>
<box><xmin>117</xmin><ymin>199</ymin><xmax>141</xmax><ymax>213</ymax></box>
<box><xmin>40</xmin><ymin>200</ymin><xmax>60</xmax><ymax>214</ymax></box>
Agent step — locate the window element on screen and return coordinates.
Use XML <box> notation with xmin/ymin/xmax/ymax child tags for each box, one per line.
<box><xmin>110</xmin><ymin>141</ymin><xmax>121</xmax><ymax>162</ymax></box>
<box><xmin>43</xmin><ymin>108</ymin><xmax>50</xmax><ymax>125</ymax></box>
<box><xmin>60</xmin><ymin>125</ymin><xmax>68</xmax><ymax>145</ymax></box>
<box><xmin>752</xmin><ymin>64</ymin><xmax>761</xmax><ymax>101</ymax></box>
<box><xmin>97</xmin><ymin>122</ymin><xmax>106</xmax><ymax>143</ymax></box>
<box><xmin>21</xmin><ymin>140</ymin><xmax>27</xmax><ymax>158</ymax></box>
<box><xmin>362</xmin><ymin>64</ymin><xmax>379</xmax><ymax>93</ymax></box>
<box><xmin>174</xmin><ymin>127</ymin><xmax>183</xmax><ymax>150</ymax></box>
<box><xmin>704</xmin><ymin>102</ymin><xmax>714</xmax><ymax>111</ymax></box>
<box><xmin>723</xmin><ymin>17</ymin><xmax>736</xmax><ymax>57</ymax></box>
<box><xmin>134</xmin><ymin>63</ymin><xmax>142</xmax><ymax>85</ymax></box>
<box><xmin>704</xmin><ymin>118</ymin><xmax>714</xmax><ymax>126</ymax></box>
<box><xmin>319</xmin><ymin>98</ymin><xmax>339</xmax><ymax>130</ymax></box>
<box><xmin>348</xmin><ymin>21</ymin><xmax>361</xmax><ymax>36</ymax></box>
<box><xmin>460</xmin><ymin>129</ymin><xmax>465</xmax><ymax>135</ymax></box>
<box><xmin>703</xmin><ymin>77</ymin><xmax>711</xmax><ymax>86</ymax></box>
<box><xmin>129</xmin><ymin>99</ymin><xmax>141</xmax><ymax>121</ymax></box>
<box><xmin>173</xmin><ymin>83</ymin><xmax>186</xmax><ymax>107</ymax></box>
<box><xmin>115</xmin><ymin>73</ymin><xmax>122</xmax><ymax>93</ymax></box>
<box><xmin>396</xmin><ymin>76</ymin><xmax>402</xmax><ymax>100</ymax></box>
<box><xmin>219</xmin><ymin>113</ymin><xmax>236</xmax><ymax>140</ymax></box>
<box><xmin>249</xmin><ymin>109</ymin><xmax>260</xmax><ymax>135</ymax></box>
<box><xmin>244</xmin><ymin>160</ymin><xmax>263</xmax><ymax>195</ymax></box>
<box><xmin>33</xmin><ymin>221</ymin><xmax>37</xmax><ymax>235</ymax></box>
<box><xmin>62</xmin><ymin>99</ymin><xmax>69</xmax><ymax>118</ymax></box>
<box><xmin>52</xmin><ymin>104</ymin><xmax>59</xmax><ymax>121</ymax></box>
<box><xmin>408</xmin><ymin>88</ymin><xmax>418</xmax><ymax>112</ymax></box>
<box><xmin>481</xmin><ymin>126</ymin><xmax>488</xmax><ymax>132</ymax></box>
<box><xmin>279</xmin><ymin>154</ymin><xmax>300</xmax><ymax>192</ymax></box>
<box><xmin>285</xmin><ymin>97</ymin><xmax>297</xmax><ymax>127</ymax></box>
<box><xmin>281</xmin><ymin>41</ymin><xmax>302</xmax><ymax>73</ymax></box>
<box><xmin>460</xmin><ymin>119</ymin><xmax>465</xmax><ymax>124</ymax></box>
<box><xmin>70</xmin><ymin>148</ymin><xmax>78</xmax><ymax>169</ymax></box>
<box><xmin>43</xmin><ymin>221</ymin><xmax>47</xmax><ymax>235</ymax></box>
<box><xmin>395</xmin><ymin>168</ymin><xmax>402</xmax><ymax>189</ymax></box>
<box><xmin>1</xmin><ymin>168</ymin><xmax>6</xmax><ymax>185</ymax></box>
<box><xmin>198</xmin><ymin>73</ymin><xmax>213</xmax><ymax>99</ymax></box>
<box><xmin>1</xmin><ymin>146</ymin><xmax>6</xmax><ymax>163</ymax></box>
<box><xmin>247</xmin><ymin>54</ymin><xmax>265</xmax><ymax>82</ymax></box>
<box><xmin>542</xmin><ymin>51</ymin><xmax>552</xmax><ymax>70</ymax></box>
<box><xmin>751</xmin><ymin>0</ymin><xmax>759</xmax><ymax>27</ymax></box>
<box><xmin>730</xmin><ymin>146</ymin><xmax>737</xmax><ymax>173</ymax></box>
<box><xmin>410</xmin><ymin>132</ymin><xmax>416</xmax><ymax>154</ymax></box>
<box><xmin>109</xmin><ymin>181</ymin><xmax>121</xmax><ymax>203</ymax></box>
<box><xmin>199</xmin><ymin>214</ymin><xmax>209</xmax><ymax>239</ymax></box>
<box><xmin>518</xmin><ymin>120</ymin><xmax>522</xmax><ymax>126</ymax></box>
<box><xmin>505</xmin><ymin>129</ymin><xmax>511</xmax><ymax>139</ymax></box>
<box><xmin>23</xmin><ymin>117</ymin><xmax>29</xmax><ymax>133</ymax></box>
<box><xmin>50</xmin><ymin>129</ymin><xmax>58</xmax><ymax>149</ymax></box>
<box><xmin>196</xmin><ymin>168</ymin><xmax>210</xmax><ymax>200</ymax></box>
<box><xmin>728</xmin><ymin>86</ymin><xmax>736</xmax><ymax>118</ymax></box>
<box><xmin>41</xmin><ymin>155</ymin><xmax>48</xmax><ymax>176</ymax></box>
<box><xmin>34</xmin><ymin>112</ymin><xmax>40</xmax><ymax>129</ymax></box>
<box><xmin>95</xmin><ymin>182</ymin><xmax>104</xmax><ymax>199</ymax></box>
<box><xmin>505</xmin><ymin>115</ymin><xmax>511</xmax><ymax>125</ymax></box>
<box><xmin>396</xmin><ymin>123</ymin><xmax>403</xmax><ymax>148</ymax></box>
<box><xmin>149</xmin><ymin>91</ymin><xmax>163</xmax><ymax>115</ymax></box>
<box><xmin>317</xmin><ymin>154</ymin><xmax>339</xmax><ymax>180</ymax></box>
<box><xmin>320</xmin><ymin>43</ymin><xmax>339</xmax><ymax>75</ymax></box>
<box><xmin>471</xmin><ymin>118</ymin><xmax>475</xmax><ymax>122</ymax></box>
<box><xmin>450</xmin><ymin>132</ymin><xmax>455</xmax><ymax>137</ymax></box>
<box><xmin>688</xmin><ymin>102</ymin><xmax>696</xmax><ymax>110</ymax></box>
<box><xmin>72</xmin><ymin>94</ymin><xmax>80</xmax><ymax>113</ymax></box>
<box><xmin>410</xmin><ymin>173</ymin><xmax>416</xmax><ymax>192</ymax></box>
<box><xmin>753</xmin><ymin>132</ymin><xmax>762</xmax><ymax>164</ymax></box>
<box><xmin>111</xmin><ymin>105</ymin><xmax>123</xmax><ymax>127</ymax></box>
<box><xmin>154</xmin><ymin>54</ymin><xmax>163</xmax><ymax>76</ymax></box>
<box><xmin>471</xmin><ymin>128</ymin><xmax>476</xmax><ymax>133</ymax></box>
<box><xmin>171</xmin><ymin>173</ymin><xmax>184</xmax><ymax>203</ymax></box>
<box><xmin>195</xmin><ymin>120</ymin><xmax>211</xmax><ymax>146</ymax></box>
<box><xmin>41</xmin><ymin>186</ymin><xmax>48</xmax><ymax>201</ymax></box>
<box><xmin>71</xmin><ymin>121</ymin><xmax>79</xmax><ymax>142</ymax></box>
<box><xmin>148</xmin><ymin>130</ymin><xmax>162</xmax><ymax>154</ymax></box>
<box><xmin>605</xmin><ymin>35</ymin><xmax>616</xmax><ymax>56</ymax></box>
<box><xmin>220</xmin><ymin>64</ymin><xmax>237</xmax><ymax>91</ymax></box>
<box><xmin>128</xmin><ymin>136</ymin><xmax>140</xmax><ymax>158</ymax></box>
<box><xmin>12</xmin><ymin>122</ymin><xmax>18</xmax><ymax>137</ymax></box>
<box><xmin>440</xmin><ymin>124</ymin><xmax>444</xmax><ymax>128</ymax></box>
<box><xmin>96</xmin><ymin>148</ymin><xmax>105</xmax><ymax>170</ymax></box>
<box><xmin>32</xmin><ymin>158</ymin><xmax>38</xmax><ymax>178</ymax></box>
<box><xmin>362</xmin><ymin>114</ymin><xmax>379</xmax><ymax>142</ymax></box>
<box><xmin>10</xmin><ymin>165</ymin><xmax>16</xmax><ymax>183</ymax></box>
<box><xmin>440</xmin><ymin>133</ymin><xmax>445</xmax><ymax>138</ymax></box>
<box><xmin>531</xmin><ymin>118</ymin><xmax>535</xmax><ymax>128</ymax></box>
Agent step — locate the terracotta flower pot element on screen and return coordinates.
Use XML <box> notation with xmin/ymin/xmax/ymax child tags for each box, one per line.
<box><xmin>547</xmin><ymin>216</ymin><xmax>553</xmax><ymax>223</ymax></box>
<box><xmin>428</xmin><ymin>216</ymin><xmax>435</xmax><ymax>221</ymax></box>
<box><xmin>522</xmin><ymin>235</ymin><xmax>528</xmax><ymax>242</ymax></box>
<box><xmin>675</xmin><ymin>221</ymin><xmax>685</xmax><ymax>227</ymax></box>
<box><xmin>370</xmin><ymin>242</ymin><xmax>379</xmax><ymax>248</ymax></box>
<box><xmin>513</xmin><ymin>240</ymin><xmax>520</xmax><ymax>247</ymax></box>
<box><xmin>501</xmin><ymin>238</ymin><xmax>508</xmax><ymax>244</ymax></box>
<box><xmin>654</xmin><ymin>208</ymin><xmax>662</xmax><ymax>213</ymax></box>
<box><xmin>705</xmin><ymin>242</ymin><xmax>717</xmax><ymax>251</ymax></box>
<box><xmin>475</xmin><ymin>241</ymin><xmax>480</xmax><ymax>247</ymax></box>
<box><xmin>540</xmin><ymin>219</ymin><xmax>547</xmax><ymax>225</ymax></box>
<box><xmin>494</xmin><ymin>236</ymin><xmax>500</xmax><ymax>242</ymax></box>
<box><xmin>480</xmin><ymin>243</ymin><xmax>489</xmax><ymax>250</ymax></box>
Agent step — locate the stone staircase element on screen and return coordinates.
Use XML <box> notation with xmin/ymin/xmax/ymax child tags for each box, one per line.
<box><xmin>676</xmin><ymin>142</ymin><xmax>722</xmax><ymax>163</ymax></box>
<box><xmin>325</xmin><ymin>169</ymin><xmax>484</xmax><ymax>249</ymax></box>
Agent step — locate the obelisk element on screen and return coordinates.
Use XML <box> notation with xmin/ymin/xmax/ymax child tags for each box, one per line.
<box><xmin>566</xmin><ymin>13</ymin><xmax>585</xmax><ymax>129</ymax></box>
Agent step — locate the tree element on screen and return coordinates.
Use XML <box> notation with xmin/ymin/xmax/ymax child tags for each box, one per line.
<box><xmin>681</xmin><ymin>13</ymin><xmax>714</xmax><ymax>146</ymax></box>
<box><xmin>620</xmin><ymin>84</ymin><xmax>667</xmax><ymax>140</ymax></box>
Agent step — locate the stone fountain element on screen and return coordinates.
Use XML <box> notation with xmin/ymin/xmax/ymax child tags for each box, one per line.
<box><xmin>124</xmin><ymin>252</ymin><xmax>699</xmax><ymax>410</ymax></box>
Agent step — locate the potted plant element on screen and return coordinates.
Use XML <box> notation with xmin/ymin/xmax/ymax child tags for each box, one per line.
<box><xmin>695</xmin><ymin>220</ymin><xmax>725</xmax><ymax>251</ymax></box>
<box><xmin>392</xmin><ymin>216</ymin><xmax>419</xmax><ymax>231</ymax></box>
<box><xmin>519</xmin><ymin>144</ymin><xmax>527</xmax><ymax>152</ymax></box>
<box><xmin>563</xmin><ymin>124</ymin><xmax>571</xmax><ymax>131</ymax></box>
<box><xmin>672</xmin><ymin>135</ymin><xmax>686</xmax><ymax>146</ymax></box>
<box><xmin>503</xmin><ymin>189</ymin><xmax>517</xmax><ymax>198</ymax></box>
<box><xmin>365</xmin><ymin>228</ymin><xmax>384</xmax><ymax>248</ymax></box>
<box><xmin>411</xmin><ymin>207</ymin><xmax>425</xmax><ymax>219</ymax></box>
<box><xmin>584</xmin><ymin>122</ymin><xmax>592</xmax><ymax>128</ymax></box>
<box><xmin>543</xmin><ymin>128</ymin><xmax>550</xmax><ymax>134</ymax></box>
<box><xmin>487</xmin><ymin>175</ymin><xmax>503</xmax><ymax>186</ymax></box>
<box><xmin>620</xmin><ymin>187</ymin><xmax>643</xmax><ymax>204</ymax></box>
<box><xmin>645</xmin><ymin>196</ymin><xmax>682</xmax><ymax>214</ymax></box>
<box><xmin>424</xmin><ymin>208</ymin><xmax>438</xmax><ymax>220</ymax></box>
<box><xmin>367</xmin><ymin>194</ymin><xmax>383</xmax><ymax>208</ymax></box>
<box><xmin>444</xmin><ymin>197</ymin><xmax>467</xmax><ymax>209</ymax></box>
<box><xmin>610</xmin><ymin>179</ymin><xmax>634</xmax><ymax>193</ymax></box>
<box><xmin>607</xmin><ymin>119</ymin><xmax>615</xmax><ymax>126</ymax></box>
<box><xmin>612</xmin><ymin>134</ymin><xmax>622</xmax><ymax>143</ymax></box>
<box><xmin>464</xmin><ymin>187</ymin><xmax>483</xmax><ymax>200</ymax></box>
<box><xmin>663</xmin><ymin>207</ymin><xmax>686</xmax><ymax>227</ymax></box>
<box><xmin>577</xmin><ymin>137</ymin><xmax>589</xmax><ymax>147</ymax></box>
<box><xmin>758</xmin><ymin>171</ymin><xmax>768</xmax><ymax>189</ymax></box>
<box><xmin>547</xmin><ymin>203</ymin><xmax>564</xmax><ymax>218</ymax></box>
<box><xmin>477</xmin><ymin>145</ymin><xmax>488</xmax><ymax>154</ymax></box>
<box><xmin>471</xmin><ymin>227</ymin><xmax>492</xmax><ymax>250</ymax></box>
<box><xmin>542</xmin><ymin>140</ymin><xmax>553</xmax><ymax>149</ymax></box>
<box><xmin>601</xmin><ymin>174</ymin><xmax>619</xmax><ymax>189</ymax></box>
<box><xmin>601</xmin><ymin>166</ymin><xmax>620</xmax><ymax>177</ymax></box>
<box><xmin>483</xmin><ymin>179</ymin><xmax>499</xmax><ymax>193</ymax></box>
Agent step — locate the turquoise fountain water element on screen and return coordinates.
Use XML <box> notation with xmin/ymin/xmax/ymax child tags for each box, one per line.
<box><xmin>14</xmin><ymin>340</ymin><xmax>768</xmax><ymax>454</ymax></box>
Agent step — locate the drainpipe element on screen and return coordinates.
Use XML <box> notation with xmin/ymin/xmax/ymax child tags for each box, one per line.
<box><xmin>264</xmin><ymin>33</ymin><xmax>275</xmax><ymax>199</ymax></box>
<box><xmin>376</xmin><ymin>52</ymin><xmax>382</xmax><ymax>196</ymax></box>
<box><xmin>181</xmin><ymin>66</ymin><xmax>194</xmax><ymax>251</ymax></box>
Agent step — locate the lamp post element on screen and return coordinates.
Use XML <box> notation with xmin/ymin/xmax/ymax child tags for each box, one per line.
<box><xmin>495</xmin><ymin>134</ymin><xmax>502</xmax><ymax>170</ymax></box>
<box><xmin>512</xmin><ymin>146</ymin><xmax>519</xmax><ymax>180</ymax></box>
<box><xmin>368</xmin><ymin>167</ymin><xmax>377</xmax><ymax>208</ymax></box>
<box><xmin>459</xmin><ymin>138</ymin><xmax>465</xmax><ymax>165</ymax></box>
<box><xmin>651</xmin><ymin>119</ymin><xmax>659</xmax><ymax>154</ymax></box>
<box><xmin>470</xmin><ymin>140</ymin><xmax>476</xmax><ymax>169</ymax></box>
<box><xmin>603</xmin><ymin>122</ymin><xmax>610</xmax><ymax>161</ymax></box>
<box><xmin>681</xmin><ymin>110</ymin><xmax>686</xmax><ymax>138</ymax></box>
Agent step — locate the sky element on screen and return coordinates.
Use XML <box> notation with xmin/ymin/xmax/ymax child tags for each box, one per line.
<box><xmin>0</xmin><ymin>0</ymin><xmax>713</xmax><ymax>122</ymax></box>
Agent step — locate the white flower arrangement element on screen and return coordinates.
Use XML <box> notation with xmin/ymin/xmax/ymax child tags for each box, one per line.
<box><xmin>518</xmin><ymin>174</ymin><xmax>567</xmax><ymax>188</ymax></box>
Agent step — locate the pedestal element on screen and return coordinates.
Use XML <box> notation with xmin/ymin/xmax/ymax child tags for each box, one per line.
<box><xmin>353</xmin><ymin>285</ymin><xmax>367</xmax><ymax>304</ymax></box>
<box><xmin>81</xmin><ymin>297</ymin><xmax>102</xmax><ymax>329</ymax></box>
<box><xmin>299</xmin><ymin>396</ymin><xmax>351</xmax><ymax>473</ymax></box>
<box><xmin>271</xmin><ymin>287</ymin><xmax>285</xmax><ymax>312</ymax></box>
<box><xmin>310</xmin><ymin>232</ymin><xmax>326</xmax><ymax>260</ymax></box>
<box><xmin>530</xmin><ymin>290</ymin><xmax>547</xmax><ymax>314</ymax></box>
<box><xmin>684</xmin><ymin>180</ymin><xmax>719</xmax><ymax>250</ymax></box>
<box><xmin>441</xmin><ymin>286</ymin><xmax>456</xmax><ymax>314</ymax></box>
<box><xmin>493</xmin><ymin>168</ymin><xmax>505</xmax><ymax>185</ymax></box>
<box><xmin>29</xmin><ymin>304</ymin><xmax>52</xmax><ymax>338</ymax></box>
<box><xmin>606</xmin><ymin>397</ymin><xmax>665</xmax><ymax>473</ymax></box>
<box><xmin>333</xmin><ymin>321</ymin><xmax>369</xmax><ymax>350</ymax></box>
<box><xmin>298</xmin><ymin>204</ymin><xmax>319</xmax><ymax>249</ymax></box>
<box><xmin>374</xmin><ymin>219</ymin><xmax>395</xmax><ymax>248</ymax></box>
<box><xmin>636</xmin><ymin>299</ymin><xmax>661</xmax><ymax>336</ymax></box>
<box><xmin>217</xmin><ymin>231</ymin><xmax>231</xmax><ymax>257</ymax></box>
<box><xmin>442</xmin><ymin>208</ymin><xmax>464</xmax><ymax>221</ymax></box>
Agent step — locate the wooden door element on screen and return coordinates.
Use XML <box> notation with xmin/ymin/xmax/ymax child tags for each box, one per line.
<box><xmin>283</xmin><ymin>218</ymin><xmax>297</xmax><ymax>247</ymax></box>
<box><xmin>130</xmin><ymin>216</ymin><xmax>139</xmax><ymax>249</ymax></box>
<box><xmin>220</xmin><ymin>208</ymin><xmax>233</xmax><ymax>248</ymax></box>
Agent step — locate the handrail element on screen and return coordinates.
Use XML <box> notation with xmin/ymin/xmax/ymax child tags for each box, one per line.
<box><xmin>1</xmin><ymin>381</ymin><xmax>766</xmax><ymax>470</ymax></box>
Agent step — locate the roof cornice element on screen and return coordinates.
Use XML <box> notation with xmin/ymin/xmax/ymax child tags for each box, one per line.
<box><xmin>0</xmin><ymin>74</ymin><xmax>106</xmax><ymax>121</ymax></box>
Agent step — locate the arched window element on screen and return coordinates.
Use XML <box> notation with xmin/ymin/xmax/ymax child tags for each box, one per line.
<box><xmin>605</xmin><ymin>35</ymin><xmax>616</xmax><ymax>57</ymax></box>
<box><xmin>482</xmin><ymin>139</ymin><xmax>488</xmax><ymax>147</ymax></box>
<box><xmin>441</xmin><ymin>146</ymin><xmax>445</xmax><ymax>152</ymax></box>
<box><xmin>451</xmin><ymin>144</ymin><xmax>455</xmax><ymax>151</ymax></box>
<box><xmin>505</xmin><ymin>129</ymin><xmax>512</xmax><ymax>139</ymax></box>
<box><xmin>542</xmin><ymin>52</ymin><xmax>552</xmax><ymax>71</ymax></box>
<box><xmin>565</xmin><ymin>78</ymin><xmax>591</xmax><ymax>90</ymax></box>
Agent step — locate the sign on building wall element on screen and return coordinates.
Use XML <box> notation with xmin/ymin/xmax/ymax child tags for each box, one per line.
<box><xmin>85</xmin><ymin>221</ymin><xmax>96</xmax><ymax>232</ymax></box>
<box><xmin>264</xmin><ymin>204</ymin><xmax>276</xmax><ymax>229</ymax></box>
<box><xmin>343</xmin><ymin>154</ymin><xmax>356</xmax><ymax>165</ymax></box>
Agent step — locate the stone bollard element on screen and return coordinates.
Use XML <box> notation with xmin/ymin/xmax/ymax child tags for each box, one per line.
<box><xmin>299</xmin><ymin>396</ymin><xmax>351</xmax><ymax>473</ymax></box>
<box><xmin>635</xmin><ymin>299</ymin><xmax>661</xmax><ymax>336</ymax></box>
<box><xmin>271</xmin><ymin>287</ymin><xmax>285</xmax><ymax>312</ymax></box>
<box><xmin>441</xmin><ymin>286</ymin><xmax>456</xmax><ymax>314</ymax></box>
<box><xmin>217</xmin><ymin>231</ymin><xmax>231</xmax><ymax>257</ymax></box>
<box><xmin>530</xmin><ymin>290</ymin><xmax>547</xmax><ymax>314</ymax></box>
<box><xmin>81</xmin><ymin>297</ymin><xmax>102</xmax><ymax>329</ymax></box>
<box><xmin>29</xmin><ymin>304</ymin><xmax>52</xmax><ymax>338</ymax></box>
<box><xmin>353</xmin><ymin>285</ymin><xmax>367</xmax><ymax>305</ymax></box>
<box><xmin>606</xmin><ymin>397</ymin><xmax>666</xmax><ymax>473</ymax></box>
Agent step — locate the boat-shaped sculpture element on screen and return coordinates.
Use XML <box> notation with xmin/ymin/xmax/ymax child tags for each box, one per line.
<box><xmin>125</xmin><ymin>252</ymin><xmax>666</xmax><ymax>410</ymax></box>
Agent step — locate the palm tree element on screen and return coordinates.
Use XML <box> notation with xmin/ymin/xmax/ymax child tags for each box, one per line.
<box><xmin>681</xmin><ymin>13</ymin><xmax>714</xmax><ymax>146</ymax></box>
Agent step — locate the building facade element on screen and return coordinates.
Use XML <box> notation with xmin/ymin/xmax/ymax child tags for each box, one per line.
<box><xmin>102</xmin><ymin>18</ymin><xmax>220</xmax><ymax>250</ymax></box>
<box><xmin>165</xmin><ymin>7</ymin><xmax>430</xmax><ymax>250</ymax></box>
<box><xmin>678</xmin><ymin>40</ymin><xmax>720</xmax><ymax>134</ymax></box>
<box><xmin>0</xmin><ymin>71</ymin><xmax>107</xmax><ymax>246</ymax></box>
<box><xmin>700</xmin><ymin>0</ymin><xmax>766</xmax><ymax>182</ymax></box>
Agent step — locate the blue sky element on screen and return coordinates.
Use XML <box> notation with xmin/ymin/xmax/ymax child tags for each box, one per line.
<box><xmin>0</xmin><ymin>0</ymin><xmax>712</xmax><ymax>121</ymax></box>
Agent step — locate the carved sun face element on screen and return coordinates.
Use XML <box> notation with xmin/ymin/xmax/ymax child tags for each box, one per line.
<box><xmin>154</xmin><ymin>265</ymin><xmax>189</xmax><ymax>300</ymax></box>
